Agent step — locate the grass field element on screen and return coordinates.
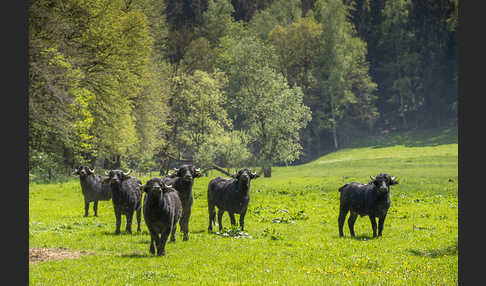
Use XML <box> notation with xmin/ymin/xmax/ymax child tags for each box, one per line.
<box><xmin>29</xmin><ymin>128</ymin><xmax>458</xmax><ymax>285</ymax></box>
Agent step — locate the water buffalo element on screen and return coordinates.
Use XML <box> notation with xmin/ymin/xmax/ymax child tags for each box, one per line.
<box><xmin>338</xmin><ymin>173</ymin><xmax>399</xmax><ymax>237</ymax></box>
<box><xmin>207</xmin><ymin>168</ymin><xmax>260</xmax><ymax>232</ymax></box>
<box><xmin>142</xmin><ymin>178</ymin><xmax>182</xmax><ymax>256</ymax></box>
<box><xmin>162</xmin><ymin>165</ymin><xmax>203</xmax><ymax>241</ymax></box>
<box><xmin>106</xmin><ymin>169</ymin><xmax>143</xmax><ymax>234</ymax></box>
<box><xmin>72</xmin><ymin>166</ymin><xmax>112</xmax><ymax>217</ymax></box>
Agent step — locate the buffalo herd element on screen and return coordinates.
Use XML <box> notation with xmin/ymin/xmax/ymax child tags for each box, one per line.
<box><xmin>73</xmin><ymin>164</ymin><xmax>399</xmax><ymax>256</ymax></box>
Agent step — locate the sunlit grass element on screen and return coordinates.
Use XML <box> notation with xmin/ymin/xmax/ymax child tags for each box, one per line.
<box><xmin>29</xmin><ymin>132</ymin><xmax>457</xmax><ymax>285</ymax></box>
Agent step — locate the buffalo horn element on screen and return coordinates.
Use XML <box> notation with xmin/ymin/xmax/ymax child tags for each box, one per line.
<box><xmin>370</xmin><ymin>176</ymin><xmax>375</xmax><ymax>181</ymax></box>
<box><xmin>105</xmin><ymin>170</ymin><xmax>109</xmax><ymax>175</ymax></box>
<box><xmin>88</xmin><ymin>167</ymin><xmax>95</xmax><ymax>174</ymax></box>
<box><xmin>123</xmin><ymin>170</ymin><xmax>131</xmax><ymax>176</ymax></box>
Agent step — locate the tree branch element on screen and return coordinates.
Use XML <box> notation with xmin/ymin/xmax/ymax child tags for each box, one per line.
<box><xmin>202</xmin><ymin>164</ymin><xmax>234</xmax><ymax>178</ymax></box>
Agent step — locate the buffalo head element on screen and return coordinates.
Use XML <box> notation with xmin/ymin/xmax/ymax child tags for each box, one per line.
<box><xmin>72</xmin><ymin>166</ymin><xmax>95</xmax><ymax>177</ymax></box>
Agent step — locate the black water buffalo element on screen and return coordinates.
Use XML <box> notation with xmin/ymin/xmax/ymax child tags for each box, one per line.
<box><xmin>338</xmin><ymin>173</ymin><xmax>399</xmax><ymax>238</ymax></box>
<box><xmin>142</xmin><ymin>178</ymin><xmax>182</xmax><ymax>256</ymax></box>
<box><xmin>207</xmin><ymin>168</ymin><xmax>260</xmax><ymax>232</ymax></box>
<box><xmin>72</xmin><ymin>166</ymin><xmax>112</xmax><ymax>217</ymax></box>
<box><xmin>106</xmin><ymin>169</ymin><xmax>143</xmax><ymax>234</ymax></box>
<box><xmin>161</xmin><ymin>165</ymin><xmax>203</xmax><ymax>241</ymax></box>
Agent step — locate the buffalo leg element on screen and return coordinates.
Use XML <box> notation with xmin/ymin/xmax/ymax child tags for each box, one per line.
<box><xmin>84</xmin><ymin>201</ymin><xmax>90</xmax><ymax>217</ymax></box>
<box><xmin>149</xmin><ymin>230</ymin><xmax>159</xmax><ymax>255</ymax></box>
<box><xmin>369</xmin><ymin>215</ymin><xmax>377</xmax><ymax>237</ymax></box>
<box><xmin>136</xmin><ymin>208</ymin><xmax>141</xmax><ymax>232</ymax></box>
<box><xmin>338</xmin><ymin>207</ymin><xmax>349</xmax><ymax>237</ymax></box>
<box><xmin>149</xmin><ymin>233</ymin><xmax>156</xmax><ymax>254</ymax></box>
<box><xmin>93</xmin><ymin>200</ymin><xmax>98</xmax><ymax>217</ymax></box>
<box><xmin>378</xmin><ymin>214</ymin><xmax>387</xmax><ymax>236</ymax></box>
<box><xmin>157</xmin><ymin>228</ymin><xmax>171</xmax><ymax>256</ymax></box>
<box><xmin>217</xmin><ymin>209</ymin><xmax>224</xmax><ymax>232</ymax></box>
<box><xmin>170</xmin><ymin>218</ymin><xmax>177</xmax><ymax>242</ymax></box>
<box><xmin>114</xmin><ymin>208</ymin><xmax>122</xmax><ymax>235</ymax></box>
<box><xmin>208</xmin><ymin>203</ymin><xmax>216</xmax><ymax>232</ymax></box>
<box><xmin>229</xmin><ymin>212</ymin><xmax>236</xmax><ymax>226</ymax></box>
<box><xmin>239</xmin><ymin>208</ymin><xmax>247</xmax><ymax>231</ymax></box>
<box><xmin>126</xmin><ymin>212</ymin><xmax>133</xmax><ymax>234</ymax></box>
<box><xmin>180</xmin><ymin>209</ymin><xmax>191</xmax><ymax>241</ymax></box>
<box><xmin>348</xmin><ymin>212</ymin><xmax>358</xmax><ymax>237</ymax></box>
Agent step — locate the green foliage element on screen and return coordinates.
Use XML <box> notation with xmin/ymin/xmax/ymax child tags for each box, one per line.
<box><xmin>248</xmin><ymin>0</ymin><xmax>302</xmax><ymax>40</ymax></box>
<box><xmin>162</xmin><ymin>70</ymin><xmax>232</xmax><ymax>163</ymax></box>
<box><xmin>225</xmin><ymin>36</ymin><xmax>312</xmax><ymax>167</ymax></box>
<box><xmin>180</xmin><ymin>37</ymin><xmax>217</xmax><ymax>74</ymax></box>
<box><xmin>268</xmin><ymin>16</ymin><xmax>322</xmax><ymax>92</ymax></box>
<box><xmin>195</xmin><ymin>130</ymin><xmax>251</xmax><ymax>170</ymax></box>
<box><xmin>28</xmin><ymin>0</ymin><xmax>458</xmax><ymax>178</ymax></box>
<box><xmin>375</xmin><ymin>0</ymin><xmax>422</xmax><ymax>129</ymax></box>
<box><xmin>198</xmin><ymin>0</ymin><xmax>235</xmax><ymax>46</ymax></box>
<box><xmin>313</xmin><ymin>0</ymin><xmax>378</xmax><ymax>149</ymax></box>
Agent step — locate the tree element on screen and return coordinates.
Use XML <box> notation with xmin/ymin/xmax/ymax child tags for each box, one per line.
<box><xmin>268</xmin><ymin>16</ymin><xmax>322</xmax><ymax>94</ymax></box>
<box><xmin>313</xmin><ymin>0</ymin><xmax>378</xmax><ymax>149</ymax></box>
<box><xmin>198</xmin><ymin>0</ymin><xmax>235</xmax><ymax>47</ymax></box>
<box><xmin>180</xmin><ymin>37</ymin><xmax>217</xmax><ymax>74</ymax></box>
<box><xmin>375</xmin><ymin>0</ymin><xmax>421</xmax><ymax>130</ymax></box>
<box><xmin>158</xmin><ymin>69</ymin><xmax>232</xmax><ymax>173</ymax></box>
<box><xmin>195</xmin><ymin>130</ymin><xmax>251</xmax><ymax>173</ymax></box>
<box><xmin>248</xmin><ymin>0</ymin><xmax>302</xmax><ymax>40</ymax></box>
<box><xmin>225</xmin><ymin>36</ymin><xmax>312</xmax><ymax>176</ymax></box>
<box><xmin>29</xmin><ymin>0</ymin><xmax>154</xmax><ymax>173</ymax></box>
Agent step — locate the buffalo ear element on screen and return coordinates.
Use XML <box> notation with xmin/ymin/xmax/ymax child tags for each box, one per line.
<box><xmin>141</xmin><ymin>184</ymin><xmax>149</xmax><ymax>192</ymax></box>
<box><xmin>390</xmin><ymin>176</ymin><xmax>399</xmax><ymax>185</ymax></box>
<box><xmin>72</xmin><ymin>169</ymin><xmax>79</xmax><ymax>175</ymax></box>
<box><xmin>194</xmin><ymin>168</ymin><xmax>203</xmax><ymax>178</ymax></box>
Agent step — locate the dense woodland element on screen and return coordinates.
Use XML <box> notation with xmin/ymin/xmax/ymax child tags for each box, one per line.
<box><xmin>28</xmin><ymin>0</ymin><xmax>458</xmax><ymax>181</ymax></box>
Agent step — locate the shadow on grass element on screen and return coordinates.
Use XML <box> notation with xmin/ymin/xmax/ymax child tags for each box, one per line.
<box><xmin>103</xmin><ymin>230</ymin><xmax>149</xmax><ymax>236</ymax></box>
<box><xmin>338</xmin><ymin>234</ymin><xmax>378</xmax><ymax>241</ymax></box>
<box><xmin>407</xmin><ymin>243</ymin><xmax>458</xmax><ymax>258</ymax></box>
<box><xmin>119</xmin><ymin>251</ymin><xmax>151</xmax><ymax>258</ymax></box>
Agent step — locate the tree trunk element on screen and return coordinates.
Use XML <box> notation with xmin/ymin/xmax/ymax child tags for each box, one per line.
<box><xmin>263</xmin><ymin>166</ymin><xmax>272</xmax><ymax>178</ymax></box>
<box><xmin>332</xmin><ymin>125</ymin><xmax>339</xmax><ymax>150</ymax></box>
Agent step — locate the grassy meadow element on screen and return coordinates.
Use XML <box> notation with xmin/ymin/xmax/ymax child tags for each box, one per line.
<box><xmin>29</xmin><ymin>128</ymin><xmax>458</xmax><ymax>285</ymax></box>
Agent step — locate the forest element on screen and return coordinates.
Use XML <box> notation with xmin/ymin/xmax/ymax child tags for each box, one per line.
<box><xmin>28</xmin><ymin>0</ymin><xmax>458</xmax><ymax>181</ymax></box>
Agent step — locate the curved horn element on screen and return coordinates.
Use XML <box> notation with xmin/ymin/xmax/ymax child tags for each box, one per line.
<box><xmin>195</xmin><ymin>168</ymin><xmax>201</xmax><ymax>172</ymax></box>
<box><xmin>370</xmin><ymin>176</ymin><xmax>375</xmax><ymax>181</ymax></box>
<box><xmin>122</xmin><ymin>169</ymin><xmax>131</xmax><ymax>176</ymax></box>
<box><xmin>88</xmin><ymin>167</ymin><xmax>95</xmax><ymax>174</ymax></box>
<box><xmin>105</xmin><ymin>170</ymin><xmax>109</xmax><ymax>175</ymax></box>
<box><xmin>72</xmin><ymin>169</ymin><xmax>78</xmax><ymax>175</ymax></box>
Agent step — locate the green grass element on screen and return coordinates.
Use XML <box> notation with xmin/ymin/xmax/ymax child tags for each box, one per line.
<box><xmin>29</xmin><ymin>130</ymin><xmax>458</xmax><ymax>285</ymax></box>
